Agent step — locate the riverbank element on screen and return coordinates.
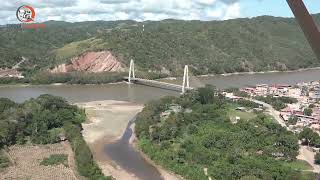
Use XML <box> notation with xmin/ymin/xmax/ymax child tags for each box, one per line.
<box><xmin>130</xmin><ymin>124</ymin><xmax>183</xmax><ymax>180</ymax></box>
<box><xmin>1</xmin><ymin>66</ymin><xmax>320</xmax><ymax>88</ymax></box>
<box><xmin>197</xmin><ymin>67</ymin><xmax>320</xmax><ymax>78</ymax></box>
<box><xmin>77</xmin><ymin>100</ymin><xmax>143</xmax><ymax>143</ymax></box>
<box><xmin>76</xmin><ymin>100</ymin><xmax>143</xmax><ymax>179</ymax></box>
<box><xmin>77</xmin><ymin>100</ymin><xmax>184</xmax><ymax>180</ymax></box>
<box><xmin>0</xmin><ymin>81</ymin><xmax>126</xmax><ymax>88</ymax></box>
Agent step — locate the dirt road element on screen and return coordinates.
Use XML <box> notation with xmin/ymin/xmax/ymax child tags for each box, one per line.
<box><xmin>250</xmin><ymin>99</ymin><xmax>288</xmax><ymax>127</ymax></box>
<box><xmin>297</xmin><ymin>145</ymin><xmax>320</xmax><ymax>173</ymax></box>
<box><xmin>247</xmin><ymin>98</ymin><xmax>320</xmax><ymax>173</ymax></box>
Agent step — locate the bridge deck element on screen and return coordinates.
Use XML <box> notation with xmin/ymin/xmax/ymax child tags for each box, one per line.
<box><xmin>123</xmin><ymin>77</ymin><xmax>193</xmax><ymax>92</ymax></box>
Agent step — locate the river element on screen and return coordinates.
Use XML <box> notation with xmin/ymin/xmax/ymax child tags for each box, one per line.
<box><xmin>1</xmin><ymin>69</ymin><xmax>320</xmax><ymax>179</ymax></box>
<box><xmin>105</xmin><ymin>117</ymin><xmax>164</xmax><ymax>180</ymax></box>
<box><xmin>2</xmin><ymin>69</ymin><xmax>320</xmax><ymax>103</ymax></box>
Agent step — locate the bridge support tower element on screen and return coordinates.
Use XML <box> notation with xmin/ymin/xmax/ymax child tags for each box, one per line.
<box><xmin>182</xmin><ymin>65</ymin><xmax>190</xmax><ymax>94</ymax></box>
<box><xmin>128</xmin><ymin>59</ymin><xmax>135</xmax><ymax>83</ymax></box>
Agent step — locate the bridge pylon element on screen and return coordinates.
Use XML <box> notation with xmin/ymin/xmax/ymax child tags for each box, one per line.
<box><xmin>128</xmin><ymin>59</ymin><xmax>135</xmax><ymax>83</ymax></box>
<box><xmin>182</xmin><ymin>65</ymin><xmax>190</xmax><ymax>94</ymax></box>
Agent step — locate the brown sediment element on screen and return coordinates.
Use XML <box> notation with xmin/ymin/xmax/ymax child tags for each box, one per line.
<box><xmin>51</xmin><ymin>51</ymin><xmax>124</xmax><ymax>73</ymax></box>
<box><xmin>76</xmin><ymin>100</ymin><xmax>143</xmax><ymax>144</ymax></box>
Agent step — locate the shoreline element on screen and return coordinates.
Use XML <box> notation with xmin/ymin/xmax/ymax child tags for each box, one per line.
<box><xmin>77</xmin><ymin>100</ymin><xmax>143</xmax><ymax>144</ymax></box>
<box><xmin>77</xmin><ymin>100</ymin><xmax>143</xmax><ymax>179</ymax></box>
<box><xmin>1</xmin><ymin>66</ymin><xmax>320</xmax><ymax>88</ymax></box>
<box><xmin>129</xmin><ymin>124</ymin><xmax>183</xmax><ymax>180</ymax></box>
<box><xmin>77</xmin><ymin>99</ymin><xmax>182</xmax><ymax>180</ymax></box>
<box><xmin>0</xmin><ymin>81</ymin><xmax>126</xmax><ymax>88</ymax></box>
<box><xmin>198</xmin><ymin>66</ymin><xmax>320</xmax><ymax>78</ymax></box>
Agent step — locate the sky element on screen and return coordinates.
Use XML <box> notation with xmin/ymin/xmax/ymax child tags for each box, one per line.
<box><xmin>1</xmin><ymin>0</ymin><xmax>320</xmax><ymax>25</ymax></box>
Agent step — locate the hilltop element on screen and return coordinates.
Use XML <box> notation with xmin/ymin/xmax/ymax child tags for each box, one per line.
<box><xmin>0</xmin><ymin>15</ymin><xmax>320</xmax><ymax>78</ymax></box>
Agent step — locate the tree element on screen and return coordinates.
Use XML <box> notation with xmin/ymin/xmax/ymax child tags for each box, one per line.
<box><xmin>309</xmin><ymin>104</ymin><xmax>315</xmax><ymax>108</ymax></box>
<box><xmin>299</xmin><ymin>128</ymin><xmax>319</xmax><ymax>146</ymax></box>
<box><xmin>276</xmin><ymin>133</ymin><xmax>299</xmax><ymax>159</ymax></box>
<box><xmin>197</xmin><ymin>85</ymin><xmax>216</xmax><ymax>104</ymax></box>
<box><xmin>0</xmin><ymin>98</ymin><xmax>16</xmax><ymax>113</ymax></box>
<box><xmin>135</xmin><ymin>87</ymin><xmax>306</xmax><ymax>180</ymax></box>
<box><xmin>0</xmin><ymin>120</ymin><xmax>10</xmax><ymax>148</ymax></box>
<box><xmin>315</xmin><ymin>152</ymin><xmax>320</xmax><ymax>164</ymax></box>
<box><xmin>287</xmin><ymin>116</ymin><xmax>298</xmax><ymax>125</ymax></box>
<box><xmin>304</xmin><ymin>108</ymin><xmax>313</xmax><ymax>116</ymax></box>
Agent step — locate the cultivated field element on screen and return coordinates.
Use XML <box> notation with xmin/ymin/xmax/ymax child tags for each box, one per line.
<box><xmin>0</xmin><ymin>143</ymin><xmax>78</xmax><ymax>180</ymax></box>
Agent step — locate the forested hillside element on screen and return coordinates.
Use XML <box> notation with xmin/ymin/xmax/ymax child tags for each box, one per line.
<box><xmin>0</xmin><ymin>21</ymin><xmax>136</xmax><ymax>69</ymax></box>
<box><xmin>1</xmin><ymin>14</ymin><xmax>320</xmax><ymax>76</ymax></box>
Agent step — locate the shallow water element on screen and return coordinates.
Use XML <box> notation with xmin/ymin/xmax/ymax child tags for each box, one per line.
<box><xmin>105</xmin><ymin>118</ymin><xmax>164</xmax><ymax>180</ymax></box>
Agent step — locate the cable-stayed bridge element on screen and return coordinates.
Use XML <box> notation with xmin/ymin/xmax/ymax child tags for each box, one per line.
<box><xmin>123</xmin><ymin>60</ymin><xmax>194</xmax><ymax>94</ymax></box>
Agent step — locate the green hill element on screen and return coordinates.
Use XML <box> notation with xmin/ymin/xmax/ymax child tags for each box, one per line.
<box><xmin>1</xmin><ymin>15</ymin><xmax>320</xmax><ymax>76</ymax></box>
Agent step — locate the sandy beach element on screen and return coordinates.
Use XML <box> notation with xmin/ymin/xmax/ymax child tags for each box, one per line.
<box><xmin>77</xmin><ymin>100</ymin><xmax>143</xmax><ymax>143</ymax></box>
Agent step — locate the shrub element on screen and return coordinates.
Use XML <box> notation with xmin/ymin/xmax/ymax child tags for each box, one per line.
<box><xmin>40</xmin><ymin>154</ymin><xmax>68</xmax><ymax>167</ymax></box>
<box><xmin>0</xmin><ymin>153</ymin><xmax>10</xmax><ymax>168</ymax></box>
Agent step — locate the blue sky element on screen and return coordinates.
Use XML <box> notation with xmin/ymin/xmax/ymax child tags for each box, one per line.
<box><xmin>1</xmin><ymin>0</ymin><xmax>320</xmax><ymax>24</ymax></box>
<box><xmin>241</xmin><ymin>0</ymin><xmax>320</xmax><ymax>18</ymax></box>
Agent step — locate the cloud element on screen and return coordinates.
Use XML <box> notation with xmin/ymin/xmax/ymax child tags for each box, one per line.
<box><xmin>223</xmin><ymin>3</ymin><xmax>241</xmax><ymax>20</ymax></box>
<box><xmin>1</xmin><ymin>0</ymin><xmax>243</xmax><ymax>25</ymax></box>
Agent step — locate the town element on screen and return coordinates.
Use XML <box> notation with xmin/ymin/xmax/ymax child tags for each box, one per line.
<box><xmin>236</xmin><ymin>81</ymin><xmax>320</xmax><ymax>133</ymax></box>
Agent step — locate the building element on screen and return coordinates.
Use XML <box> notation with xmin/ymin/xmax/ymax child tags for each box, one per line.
<box><xmin>288</xmin><ymin>88</ymin><xmax>302</xmax><ymax>98</ymax></box>
<box><xmin>255</xmin><ymin>84</ymin><xmax>268</xmax><ymax>96</ymax></box>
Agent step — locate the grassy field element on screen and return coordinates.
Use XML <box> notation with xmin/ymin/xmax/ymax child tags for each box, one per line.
<box><xmin>1</xmin><ymin>144</ymin><xmax>77</xmax><ymax>180</ymax></box>
<box><xmin>227</xmin><ymin>106</ymin><xmax>257</xmax><ymax>121</ymax></box>
<box><xmin>54</xmin><ymin>38</ymin><xmax>107</xmax><ymax>61</ymax></box>
<box><xmin>283</xmin><ymin>160</ymin><xmax>313</xmax><ymax>171</ymax></box>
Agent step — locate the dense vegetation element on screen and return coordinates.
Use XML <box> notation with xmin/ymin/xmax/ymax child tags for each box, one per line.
<box><xmin>41</xmin><ymin>154</ymin><xmax>68</xmax><ymax>167</ymax></box>
<box><xmin>298</xmin><ymin>128</ymin><xmax>320</xmax><ymax>147</ymax></box>
<box><xmin>0</xmin><ymin>95</ymin><xmax>111</xmax><ymax>180</ymax></box>
<box><xmin>0</xmin><ymin>71</ymin><xmax>168</xmax><ymax>85</ymax></box>
<box><xmin>63</xmin><ymin>122</ymin><xmax>111</xmax><ymax>179</ymax></box>
<box><xmin>236</xmin><ymin>99</ymin><xmax>260</xmax><ymax>109</ymax></box>
<box><xmin>256</xmin><ymin>95</ymin><xmax>298</xmax><ymax>111</ymax></box>
<box><xmin>1</xmin><ymin>14</ymin><xmax>320</xmax><ymax>77</ymax></box>
<box><xmin>135</xmin><ymin>86</ymin><xmax>316</xmax><ymax>180</ymax></box>
<box><xmin>225</xmin><ymin>88</ymin><xmax>250</xmax><ymax>98</ymax></box>
<box><xmin>0</xmin><ymin>21</ymin><xmax>130</xmax><ymax>69</ymax></box>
